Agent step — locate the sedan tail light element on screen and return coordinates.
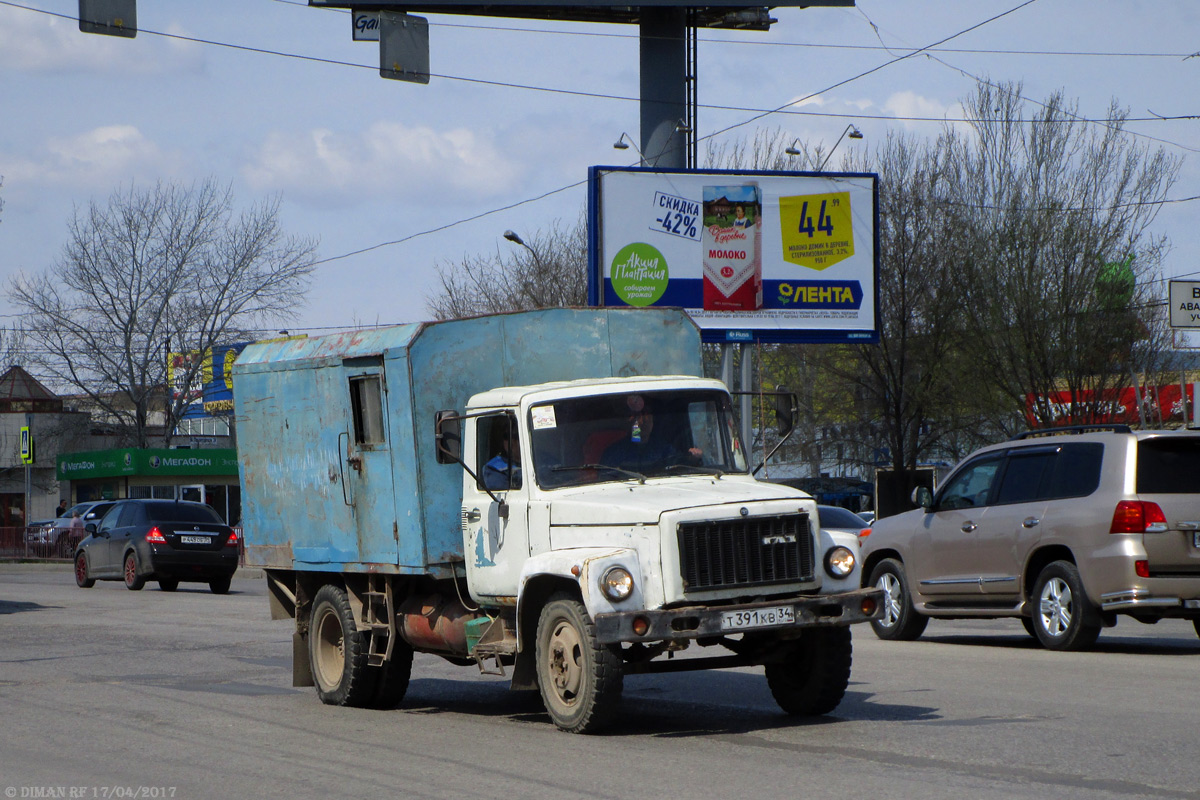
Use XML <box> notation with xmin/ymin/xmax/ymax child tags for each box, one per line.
<box><xmin>1110</xmin><ymin>500</ymin><xmax>1168</xmax><ymax>534</ymax></box>
<box><xmin>145</xmin><ymin>526</ymin><xmax>167</xmax><ymax>544</ymax></box>
<box><xmin>225</xmin><ymin>529</ymin><xmax>240</xmax><ymax>547</ymax></box>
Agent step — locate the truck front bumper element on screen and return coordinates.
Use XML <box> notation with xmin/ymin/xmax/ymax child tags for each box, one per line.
<box><xmin>593</xmin><ymin>587</ymin><xmax>884</xmax><ymax>645</ymax></box>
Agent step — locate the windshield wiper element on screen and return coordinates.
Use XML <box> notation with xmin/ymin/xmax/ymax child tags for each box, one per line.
<box><xmin>663</xmin><ymin>464</ymin><xmax>726</xmax><ymax>478</ymax></box>
<box><xmin>552</xmin><ymin>464</ymin><xmax>647</xmax><ymax>484</ymax></box>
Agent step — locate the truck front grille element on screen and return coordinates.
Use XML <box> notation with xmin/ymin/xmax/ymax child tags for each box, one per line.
<box><xmin>677</xmin><ymin>513</ymin><xmax>814</xmax><ymax>593</ymax></box>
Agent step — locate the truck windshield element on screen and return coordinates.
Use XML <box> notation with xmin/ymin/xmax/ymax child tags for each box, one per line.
<box><xmin>529</xmin><ymin>389</ymin><xmax>748</xmax><ymax>488</ymax></box>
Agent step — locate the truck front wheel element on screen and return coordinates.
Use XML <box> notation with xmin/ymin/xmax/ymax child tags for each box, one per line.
<box><xmin>309</xmin><ymin>584</ymin><xmax>377</xmax><ymax>707</ymax></box>
<box><xmin>765</xmin><ymin>626</ymin><xmax>853</xmax><ymax>717</ymax></box>
<box><xmin>535</xmin><ymin>594</ymin><xmax>623</xmax><ymax>733</ymax></box>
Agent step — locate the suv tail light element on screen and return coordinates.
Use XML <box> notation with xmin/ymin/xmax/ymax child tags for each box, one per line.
<box><xmin>145</xmin><ymin>526</ymin><xmax>167</xmax><ymax>544</ymax></box>
<box><xmin>1110</xmin><ymin>500</ymin><xmax>1168</xmax><ymax>534</ymax></box>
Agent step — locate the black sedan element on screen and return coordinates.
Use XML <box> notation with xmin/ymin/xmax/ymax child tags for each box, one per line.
<box><xmin>74</xmin><ymin>499</ymin><xmax>239</xmax><ymax>593</ymax></box>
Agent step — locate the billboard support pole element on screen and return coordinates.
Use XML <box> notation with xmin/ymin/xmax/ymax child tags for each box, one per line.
<box><xmin>740</xmin><ymin>343</ymin><xmax>753</xmax><ymax>459</ymax></box>
<box><xmin>719</xmin><ymin>344</ymin><xmax>755</xmax><ymax>457</ymax></box>
<box><xmin>639</xmin><ymin>8</ymin><xmax>687</xmax><ymax>169</ymax></box>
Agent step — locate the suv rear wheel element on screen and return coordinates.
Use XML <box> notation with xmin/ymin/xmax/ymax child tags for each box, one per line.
<box><xmin>1031</xmin><ymin>561</ymin><xmax>1100</xmax><ymax>651</ymax></box>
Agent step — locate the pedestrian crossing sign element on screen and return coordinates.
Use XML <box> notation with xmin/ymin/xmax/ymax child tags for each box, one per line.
<box><xmin>20</xmin><ymin>426</ymin><xmax>33</xmax><ymax>464</ymax></box>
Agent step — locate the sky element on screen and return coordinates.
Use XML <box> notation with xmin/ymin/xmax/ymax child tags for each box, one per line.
<box><xmin>1</xmin><ymin>0</ymin><xmax>1198</xmax><ymax>340</ymax></box>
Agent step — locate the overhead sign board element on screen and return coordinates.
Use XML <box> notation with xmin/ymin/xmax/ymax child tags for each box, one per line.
<box><xmin>309</xmin><ymin>0</ymin><xmax>852</xmax><ymax>27</ymax></box>
<box><xmin>588</xmin><ymin>166</ymin><xmax>879</xmax><ymax>344</ymax></box>
<box><xmin>78</xmin><ymin>0</ymin><xmax>137</xmax><ymax>38</ymax></box>
<box><xmin>1169</xmin><ymin>280</ymin><xmax>1200</xmax><ymax>328</ymax></box>
<box><xmin>353</xmin><ymin>11</ymin><xmax>380</xmax><ymax>41</ymax></box>
<box><xmin>379</xmin><ymin>11</ymin><xmax>430</xmax><ymax>83</ymax></box>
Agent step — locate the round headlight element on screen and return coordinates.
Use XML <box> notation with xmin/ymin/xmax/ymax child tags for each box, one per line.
<box><xmin>824</xmin><ymin>546</ymin><xmax>856</xmax><ymax>579</ymax></box>
<box><xmin>600</xmin><ymin>566</ymin><xmax>634</xmax><ymax>601</ymax></box>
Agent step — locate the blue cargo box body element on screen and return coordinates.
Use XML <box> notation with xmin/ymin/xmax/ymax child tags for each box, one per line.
<box><xmin>232</xmin><ymin>307</ymin><xmax>702</xmax><ymax>576</ymax></box>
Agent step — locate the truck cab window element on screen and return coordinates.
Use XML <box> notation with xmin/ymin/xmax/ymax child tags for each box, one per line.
<box><xmin>531</xmin><ymin>389</ymin><xmax>746</xmax><ymax>488</ymax></box>
<box><xmin>478</xmin><ymin>414</ymin><xmax>521</xmax><ymax>490</ymax></box>
<box><xmin>349</xmin><ymin>375</ymin><xmax>385</xmax><ymax>445</ymax></box>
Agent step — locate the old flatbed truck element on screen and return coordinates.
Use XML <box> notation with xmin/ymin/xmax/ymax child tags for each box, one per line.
<box><xmin>233</xmin><ymin>307</ymin><xmax>881</xmax><ymax>732</ymax></box>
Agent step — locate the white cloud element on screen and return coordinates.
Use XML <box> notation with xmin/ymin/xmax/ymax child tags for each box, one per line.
<box><xmin>882</xmin><ymin>90</ymin><xmax>958</xmax><ymax>124</ymax></box>
<box><xmin>4</xmin><ymin>126</ymin><xmax>186</xmax><ymax>190</ymax></box>
<box><xmin>0</xmin><ymin>6</ymin><xmax>202</xmax><ymax>74</ymax></box>
<box><xmin>241</xmin><ymin>122</ymin><xmax>526</xmax><ymax>206</ymax></box>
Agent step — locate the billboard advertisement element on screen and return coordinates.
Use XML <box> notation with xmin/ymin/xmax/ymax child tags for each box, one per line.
<box><xmin>1026</xmin><ymin>385</ymin><xmax>1194</xmax><ymax>426</ymax></box>
<box><xmin>588</xmin><ymin>166</ymin><xmax>879</xmax><ymax>344</ymax></box>
<box><xmin>203</xmin><ymin>343</ymin><xmax>249</xmax><ymax>414</ymax></box>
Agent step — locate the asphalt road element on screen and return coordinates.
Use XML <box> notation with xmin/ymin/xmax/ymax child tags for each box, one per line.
<box><xmin>2</xmin><ymin>563</ymin><xmax>1198</xmax><ymax>800</ymax></box>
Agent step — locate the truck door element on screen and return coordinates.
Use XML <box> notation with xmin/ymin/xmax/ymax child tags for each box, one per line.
<box><xmin>343</xmin><ymin>361</ymin><xmax>399</xmax><ymax>564</ymax></box>
<box><xmin>462</xmin><ymin>412</ymin><xmax>529</xmax><ymax>601</ymax></box>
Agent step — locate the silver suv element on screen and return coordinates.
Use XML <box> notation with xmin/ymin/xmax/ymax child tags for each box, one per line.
<box><xmin>25</xmin><ymin>501</ymin><xmax>116</xmax><ymax>558</ymax></box>
<box><xmin>860</xmin><ymin>426</ymin><xmax>1200</xmax><ymax>650</ymax></box>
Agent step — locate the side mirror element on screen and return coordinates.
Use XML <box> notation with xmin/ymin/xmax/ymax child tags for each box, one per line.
<box><xmin>772</xmin><ymin>387</ymin><xmax>796</xmax><ymax>435</ymax></box>
<box><xmin>911</xmin><ymin>486</ymin><xmax>933</xmax><ymax>509</ymax></box>
<box><xmin>435</xmin><ymin>410</ymin><xmax>462</xmax><ymax>464</ymax></box>
<box><xmin>85</xmin><ymin>523</ymin><xmax>97</xmax><ymax>534</ymax></box>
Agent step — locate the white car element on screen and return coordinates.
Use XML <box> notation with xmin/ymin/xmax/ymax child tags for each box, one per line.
<box><xmin>817</xmin><ymin>504</ymin><xmax>870</xmax><ymax>594</ymax></box>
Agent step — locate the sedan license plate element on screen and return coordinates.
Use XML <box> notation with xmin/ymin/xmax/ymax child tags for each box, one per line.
<box><xmin>720</xmin><ymin>605</ymin><xmax>795</xmax><ymax>632</ymax></box>
<box><xmin>180</xmin><ymin>535</ymin><xmax>212</xmax><ymax>545</ymax></box>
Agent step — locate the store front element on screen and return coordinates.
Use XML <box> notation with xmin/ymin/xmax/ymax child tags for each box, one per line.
<box><xmin>57</xmin><ymin>448</ymin><xmax>241</xmax><ymax>525</ymax></box>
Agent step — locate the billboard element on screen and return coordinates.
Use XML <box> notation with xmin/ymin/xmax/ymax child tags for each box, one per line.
<box><xmin>309</xmin><ymin>0</ymin><xmax>852</xmax><ymax>27</ymax></box>
<box><xmin>203</xmin><ymin>343</ymin><xmax>250</xmax><ymax>413</ymax></box>
<box><xmin>1026</xmin><ymin>385</ymin><xmax>1194</xmax><ymax>426</ymax></box>
<box><xmin>1169</xmin><ymin>280</ymin><xmax>1200</xmax><ymax>328</ymax></box>
<box><xmin>588</xmin><ymin>166</ymin><xmax>879</xmax><ymax>344</ymax></box>
<box><xmin>57</xmin><ymin>448</ymin><xmax>239</xmax><ymax>481</ymax></box>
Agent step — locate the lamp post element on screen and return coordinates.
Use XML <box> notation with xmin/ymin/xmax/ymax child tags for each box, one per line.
<box><xmin>612</xmin><ymin>132</ymin><xmax>647</xmax><ymax>166</ymax></box>
<box><xmin>785</xmin><ymin>124</ymin><xmax>864</xmax><ymax>171</ymax></box>
<box><xmin>503</xmin><ymin>230</ymin><xmax>547</xmax><ymax>307</ymax></box>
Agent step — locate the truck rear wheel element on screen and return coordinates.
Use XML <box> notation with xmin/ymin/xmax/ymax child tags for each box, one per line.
<box><xmin>368</xmin><ymin>639</ymin><xmax>414</xmax><ymax>710</ymax></box>
<box><xmin>535</xmin><ymin>594</ymin><xmax>623</xmax><ymax>734</ymax></box>
<box><xmin>765</xmin><ymin>626</ymin><xmax>853</xmax><ymax>717</ymax></box>
<box><xmin>309</xmin><ymin>584</ymin><xmax>377</xmax><ymax>707</ymax></box>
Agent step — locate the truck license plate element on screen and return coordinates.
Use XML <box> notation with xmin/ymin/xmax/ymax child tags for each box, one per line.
<box><xmin>720</xmin><ymin>605</ymin><xmax>795</xmax><ymax>632</ymax></box>
<box><xmin>180</xmin><ymin>535</ymin><xmax>211</xmax><ymax>545</ymax></box>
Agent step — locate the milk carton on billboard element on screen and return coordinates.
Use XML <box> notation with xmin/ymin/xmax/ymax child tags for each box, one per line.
<box><xmin>702</xmin><ymin>183</ymin><xmax>762</xmax><ymax>311</ymax></box>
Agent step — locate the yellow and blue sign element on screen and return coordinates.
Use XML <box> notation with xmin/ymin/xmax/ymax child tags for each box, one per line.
<box><xmin>589</xmin><ymin>166</ymin><xmax>879</xmax><ymax>344</ymax></box>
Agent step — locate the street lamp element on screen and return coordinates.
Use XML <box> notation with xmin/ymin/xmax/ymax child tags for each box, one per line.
<box><xmin>503</xmin><ymin>230</ymin><xmax>547</xmax><ymax>307</ymax></box>
<box><xmin>612</xmin><ymin>132</ymin><xmax>648</xmax><ymax>166</ymax></box>
<box><xmin>786</xmin><ymin>124</ymin><xmax>864</xmax><ymax>171</ymax></box>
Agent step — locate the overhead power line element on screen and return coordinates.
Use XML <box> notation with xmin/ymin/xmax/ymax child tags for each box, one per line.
<box><xmin>1</xmin><ymin>1</ymin><xmax>1195</xmax><ymax>128</ymax></box>
<box><xmin>3</xmin><ymin>0</ymin><xmax>1195</xmax><ymax>277</ymax></box>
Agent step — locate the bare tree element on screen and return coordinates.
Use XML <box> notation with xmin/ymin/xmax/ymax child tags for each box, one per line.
<box><xmin>0</xmin><ymin>326</ymin><xmax>29</xmax><ymax>373</ymax></box>
<box><xmin>836</xmin><ymin>132</ymin><xmax>1003</xmax><ymax>508</ymax></box>
<box><xmin>709</xmin><ymin>127</ymin><xmax>989</xmax><ymax>484</ymax></box>
<box><xmin>427</xmin><ymin>216</ymin><xmax>587</xmax><ymax>319</ymax></box>
<box><xmin>9</xmin><ymin>179</ymin><xmax>318</xmax><ymax>448</ymax></box>
<box><xmin>945</xmin><ymin>83</ymin><xmax>1180</xmax><ymax>429</ymax></box>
